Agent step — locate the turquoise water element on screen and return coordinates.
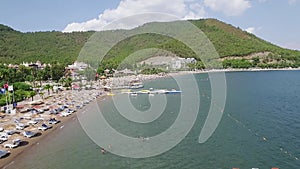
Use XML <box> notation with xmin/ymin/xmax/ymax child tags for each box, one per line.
<box><xmin>4</xmin><ymin>71</ymin><xmax>300</xmax><ymax>169</ymax></box>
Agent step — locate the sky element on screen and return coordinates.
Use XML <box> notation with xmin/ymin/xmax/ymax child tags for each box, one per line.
<box><xmin>0</xmin><ymin>0</ymin><xmax>300</xmax><ymax>50</ymax></box>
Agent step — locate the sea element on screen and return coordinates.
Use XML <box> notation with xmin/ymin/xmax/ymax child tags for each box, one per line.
<box><xmin>4</xmin><ymin>70</ymin><xmax>300</xmax><ymax>169</ymax></box>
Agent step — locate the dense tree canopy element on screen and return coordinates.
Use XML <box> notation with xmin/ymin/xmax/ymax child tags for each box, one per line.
<box><xmin>1</xmin><ymin>19</ymin><xmax>299</xmax><ymax>70</ymax></box>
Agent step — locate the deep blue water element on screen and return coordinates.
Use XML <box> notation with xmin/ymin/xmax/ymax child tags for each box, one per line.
<box><xmin>4</xmin><ymin>70</ymin><xmax>300</xmax><ymax>169</ymax></box>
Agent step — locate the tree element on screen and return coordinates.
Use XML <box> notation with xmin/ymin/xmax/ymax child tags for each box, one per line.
<box><xmin>81</xmin><ymin>67</ymin><xmax>96</xmax><ymax>81</ymax></box>
<box><xmin>42</xmin><ymin>65</ymin><xmax>51</xmax><ymax>81</ymax></box>
<box><xmin>39</xmin><ymin>92</ymin><xmax>44</xmax><ymax>99</ymax></box>
<box><xmin>36</xmin><ymin>70</ymin><xmax>44</xmax><ymax>87</ymax></box>
<box><xmin>51</xmin><ymin>63</ymin><xmax>65</xmax><ymax>81</ymax></box>
<box><xmin>187</xmin><ymin>61</ymin><xmax>205</xmax><ymax>70</ymax></box>
<box><xmin>30</xmin><ymin>67</ymin><xmax>37</xmax><ymax>87</ymax></box>
<box><xmin>58</xmin><ymin>78</ymin><xmax>65</xmax><ymax>86</ymax></box>
<box><xmin>43</xmin><ymin>84</ymin><xmax>52</xmax><ymax>95</ymax></box>
<box><xmin>252</xmin><ymin>57</ymin><xmax>260</xmax><ymax>66</ymax></box>
<box><xmin>25</xmin><ymin>75</ymin><xmax>34</xmax><ymax>83</ymax></box>
<box><xmin>64</xmin><ymin>77</ymin><xmax>73</xmax><ymax>88</ymax></box>
<box><xmin>16</xmin><ymin>65</ymin><xmax>29</xmax><ymax>81</ymax></box>
<box><xmin>13</xmin><ymin>82</ymin><xmax>32</xmax><ymax>91</ymax></box>
<box><xmin>14</xmin><ymin>90</ymin><xmax>27</xmax><ymax>102</ymax></box>
<box><xmin>26</xmin><ymin>91</ymin><xmax>36</xmax><ymax>101</ymax></box>
<box><xmin>141</xmin><ymin>68</ymin><xmax>165</xmax><ymax>74</ymax></box>
<box><xmin>0</xmin><ymin>66</ymin><xmax>9</xmax><ymax>83</ymax></box>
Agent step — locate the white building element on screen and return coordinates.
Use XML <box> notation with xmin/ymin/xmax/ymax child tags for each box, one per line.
<box><xmin>139</xmin><ymin>56</ymin><xmax>196</xmax><ymax>70</ymax></box>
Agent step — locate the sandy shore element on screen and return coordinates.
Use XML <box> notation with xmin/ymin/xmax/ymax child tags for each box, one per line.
<box><xmin>106</xmin><ymin>68</ymin><xmax>300</xmax><ymax>88</ymax></box>
<box><xmin>1</xmin><ymin>68</ymin><xmax>299</xmax><ymax>168</ymax></box>
<box><xmin>0</xmin><ymin>111</ymin><xmax>78</xmax><ymax>168</ymax></box>
<box><xmin>0</xmin><ymin>89</ymin><xmax>103</xmax><ymax>168</ymax></box>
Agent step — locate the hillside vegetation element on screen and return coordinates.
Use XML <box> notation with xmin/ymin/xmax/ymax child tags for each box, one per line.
<box><xmin>0</xmin><ymin>24</ymin><xmax>93</xmax><ymax>64</ymax></box>
<box><xmin>1</xmin><ymin>19</ymin><xmax>300</xmax><ymax>69</ymax></box>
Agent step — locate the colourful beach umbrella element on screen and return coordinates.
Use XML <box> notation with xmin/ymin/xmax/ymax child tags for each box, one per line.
<box><xmin>0</xmin><ymin>88</ymin><xmax>5</xmax><ymax>94</ymax></box>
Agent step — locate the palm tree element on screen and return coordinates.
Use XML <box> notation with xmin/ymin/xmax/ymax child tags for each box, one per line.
<box><xmin>37</xmin><ymin>71</ymin><xmax>43</xmax><ymax>87</ymax></box>
<box><xmin>44</xmin><ymin>84</ymin><xmax>52</xmax><ymax>95</ymax></box>
<box><xmin>64</xmin><ymin>77</ymin><xmax>73</xmax><ymax>88</ymax></box>
<box><xmin>39</xmin><ymin>92</ymin><xmax>44</xmax><ymax>99</ymax></box>
<box><xmin>26</xmin><ymin>91</ymin><xmax>36</xmax><ymax>101</ymax></box>
<box><xmin>25</xmin><ymin>91</ymin><xmax>31</xmax><ymax>101</ymax></box>
<box><xmin>30</xmin><ymin>67</ymin><xmax>37</xmax><ymax>87</ymax></box>
<box><xmin>58</xmin><ymin>78</ymin><xmax>65</xmax><ymax>87</ymax></box>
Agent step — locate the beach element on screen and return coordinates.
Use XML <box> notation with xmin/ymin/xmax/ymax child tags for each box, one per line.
<box><xmin>0</xmin><ymin>112</ymin><xmax>79</xmax><ymax>168</ymax></box>
<box><xmin>0</xmin><ymin>71</ymin><xmax>169</xmax><ymax>168</ymax></box>
<box><xmin>0</xmin><ymin>88</ymin><xmax>103</xmax><ymax>168</ymax></box>
<box><xmin>1</xmin><ymin>68</ymin><xmax>300</xmax><ymax>168</ymax></box>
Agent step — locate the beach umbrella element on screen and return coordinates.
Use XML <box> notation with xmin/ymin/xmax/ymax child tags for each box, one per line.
<box><xmin>100</xmin><ymin>75</ymin><xmax>106</xmax><ymax>79</ymax></box>
<box><xmin>32</xmin><ymin>105</ymin><xmax>42</xmax><ymax>109</ymax></box>
<box><xmin>49</xmin><ymin>105</ymin><xmax>58</xmax><ymax>110</ymax></box>
<box><xmin>15</xmin><ymin>104</ymin><xmax>25</xmax><ymax>109</ymax></box>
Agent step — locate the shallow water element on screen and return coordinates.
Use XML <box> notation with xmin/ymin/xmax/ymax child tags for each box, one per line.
<box><xmin>5</xmin><ymin>70</ymin><xmax>300</xmax><ymax>169</ymax></box>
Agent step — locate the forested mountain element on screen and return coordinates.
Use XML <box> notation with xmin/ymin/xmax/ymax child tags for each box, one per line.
<box><xmin>0</xmin><ymin>24</ymin><xmax>93</xmax><ymax>64</ymax></box>
<box><xmin>1</xmin><ymin>19</ymin><xmax>299</xmax><ymax>69</ymax></box>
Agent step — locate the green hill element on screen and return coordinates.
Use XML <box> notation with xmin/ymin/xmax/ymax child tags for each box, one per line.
<box><xmin>0</xmin><ymin>26</ymin><xmax>94</xmax><ymax>64</ymax></box>
<box><xmin>1</xmin><ymin>18</ymin><xmax>300</xmax><ymax>69</ymax></box>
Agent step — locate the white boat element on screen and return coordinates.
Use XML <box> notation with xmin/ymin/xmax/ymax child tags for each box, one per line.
<box><xmin>165</xmin><ymin>89</ymin><xmax>182</xmax><ymax>94</ymax></box>
<box><xmin>129</xmin><ymin>82</ymin><xmax>144</xmax><ymax>89</ymax></box>
<box><xmin>130</xmin><ymin>92</ymin><xmax>138</xmax><ymax>96</ymax></box>
<box><xmin>137</xmin><ymin>90</ymin><xmax>151</xmax><ymax>94</ymax></box>
<box><xmin>152</xmin><ymin>89</ymin><xmax>167</xmax><ymax>94</ymax></box>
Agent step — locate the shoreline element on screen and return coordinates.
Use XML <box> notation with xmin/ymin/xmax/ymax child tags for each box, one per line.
<box><xmin>152</xmin><ymin>67</ymin><xmax>300</xmax><ymax>80</ymax></box>
<box><xmin>1</xmin><ymin>68</ymin><xmax>299</xmax><ymax>168</ymax></box>
<box><xmin>106</xmin><ymin>68</ymin><xmax>300</xmax><ymax>87</ymax></box>
<box><xmin>0</xmin><ymin>112</ymin><xmax>78</xmax><ymax>168</ymax></box>
<box><xmin>0</xmin><ymin>90</ymin><xmax>104</xmax><ymax>169</ymax></box>
<box><xmin>168</xmin><ymin>67</ymin><xmax>300</xmax><ymax>76</ymax></box>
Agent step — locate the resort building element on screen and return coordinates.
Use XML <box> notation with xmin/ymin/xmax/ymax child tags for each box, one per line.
<box><xmin>139</xmin><ymin>56</ymin><xmax>196</xmax><ymax>70</ymax></box>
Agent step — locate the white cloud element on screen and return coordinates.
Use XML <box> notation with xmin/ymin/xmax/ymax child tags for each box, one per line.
<box><xmin>203</xmin><ymin>0</ymin><xmax>251</xmax><ymax>16</ymax></box>
<box><xmin>245</xmin><ymin>27</ymin><xmax>256</xmax><ymax>34</ymax></box>
<box><xmin>258</xmin><ymin>0</ymin><xmax>268</xmax><ymax>3</ymax></box>
<box><xmin>245</xmin><ymin>26</ymin><xmax>262</xmax><ymax>34</ymax></box>
<box><xmin>259</xmin><ymin>0</ymin><xmax>297</xmax><ymax>5</ymax></box>
<box><xmin>288</xmin><ymin>0</ymin><xmax>297</xmax><ymax>5</ymax></box>
<box><xmin>63</xmin><ymin>0</ymin><xmax>207</xmax><ymax>32</ymax></box>
<box><xmin>184</xmin><ymin>2</ymin><xmax>206</xmax><ymax>19</ymax></box>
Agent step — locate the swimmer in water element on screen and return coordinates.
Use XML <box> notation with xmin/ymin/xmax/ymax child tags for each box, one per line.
<box><xmin>101</xmin><ymin>148</ymin><xmax>106</xmax><ymax>154</ymax></box>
